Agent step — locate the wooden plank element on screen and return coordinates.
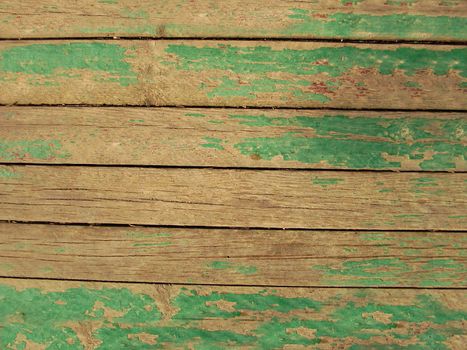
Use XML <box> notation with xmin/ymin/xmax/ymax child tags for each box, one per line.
<box><xmin>1</xmin><ymin>223</ymin><xmax>465</xmax><ymax>288</ymax></box>
<box><xmin>0</xmin><ymin>165</ymin><xmax>465</xmax><ymax>230</ymax></box>
<box><xmin>1</xmin><ymin>107</ymin><xmax>465</xmax><ymax>171</ymax></box>
<box><xmin>1</xmin><ymin>40</ymin><xmax>465</xmax><ymax>109</ymax></box>
<box><xmin>1</xmin><ymin>278</ymin><xmax>466</xmax><ymax>349</ymax></box>
<box><xmin>0</xmin><ymin>0</ymin><xmax>466</xmax><ymax>41</ymax></box>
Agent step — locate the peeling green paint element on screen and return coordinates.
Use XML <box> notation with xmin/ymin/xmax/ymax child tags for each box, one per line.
<box><xmin>201</xmin><ymin>137</ymin><xmax>224</xmax><ymax>150</ymax></box>
<box><xmin>0</xmin><ymin>43</ymin><xmax>137</xmax><ymax>86</ymax></box>
<box><xmin>0</xmin><ymin>139</ymin><xmax>70</xmax><ymax>161</ymax></box>
<box><xmin>222</xmin><ymin>114</ymin><xmax>466</xmax><ymax>170</ymax></box>
<box><xmin>1</xmin><ymin>285</ymin><xmax>465</xmax><ymax>349</ymax></box>
<box><xmin>125</xmin><ymin>231</ymin><xmax>171</xmax><ymax>239</ymax></box>
<box><xmin>185</xmin><ymin>112</ymin><xmax>206</xmax><ymax>118</ymax></box>
<box><xmin>312</xmin><ymin>177</ymin><xmax>344</xmax><ymax>187</ymax></box>
<box><xmin>313</xmin><ymin>257</ymin><xmax>465</xmax><ymax>287</ymax></box>
<box><xmin>208</xmin><ymin>261</ymin><xmax>258</xmax><ymax>275</ymax></box>
<box><xmin>284</xmin><ymin>8</ymin><xmax>467</xmax><ymax>40</ymax></box>
<box><xmin>0</xmin><ymin>167</ymin><xmax>19</xmax><ymax>178</ymax></box>
<box><xmin>0</xmin><ymin>284</ymin><xmax>161</xmax><ymax>349</ymax></box>
<box><xmin>173</xmin><ymin>289</ymin><xmax>322</xmax><ymax>319</ymax></box>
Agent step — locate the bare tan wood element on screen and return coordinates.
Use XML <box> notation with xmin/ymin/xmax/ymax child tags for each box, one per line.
<box><xmin>0</xmin><ymin>0</ymin><xmax>465</xmax><ymax>41</ymax></box>
<box><xmin>0</xmin><ymin>165</ymin><xmax>465</xmax><ymax>230</ymax></box>
<box><xmin>1</xmin><ymin>278</ymin><xmax>466</xmax><ymax>349</ymax></box>
<box><xmin>1</xmin><ymin>107</ymin><xmax>465</xmax><ymax>171</ymax></box>
<box><xmin>1</xmin><ymin>223</ymin><xmax>465</xmax><ymax>288</ymax></box>
<box><xmin>0</xmin><ymin>40</ymin><xmax>465</xmax><ymax>109</ymax></box>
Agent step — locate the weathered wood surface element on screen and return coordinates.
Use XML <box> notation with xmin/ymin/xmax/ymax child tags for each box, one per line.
<box><xmin>1</xmin><ymin>0</ymin><xmax>466</xmax><ymax>41</ymax></box>
<box><xmin>1</xmin><ymin>107</ymin><xmax>465</xmax><ymax>171</ymax></box>
<box><xmin>1</xmin><ymin>41</ymin><xmax>465</xmax><ymax>109</ymax></box>
<box><xmin>0</xmin><ymin>165</ymin><xmax>465</xmax><ymax>230</ymax></box>
<box><xmin>1</xmin><ymin>223</ymin><xmax>465</xmax><ymax>288</ymax></box>
<box><xmin>1</xmin><ymin>278</ymin><xmax>466</xmax><ymax>349</ymax></box>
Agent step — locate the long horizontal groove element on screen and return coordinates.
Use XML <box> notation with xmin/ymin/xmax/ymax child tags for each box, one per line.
<box><xmin>1</xmin><ymin>162</ymin><xmax>463</xmax><ymax>174</ymax></box>
<box><xmin>1</xmin><ymin>36</ymin><xmax>466</xmax><ymax>46</ymax></box>
<box><xmin>0</xmin><ymin>275</ymin><xmax>464</xmax><ymax>290</ymax></box>
<box><xmin>2</xmin><ymin>104</ymin><xmax>466</xmax><ymax>114</ymax></box>
<box><xmin>3</xmin><ymin>220</ymin><xmax>465</xmax><ymax>234</ymax></box>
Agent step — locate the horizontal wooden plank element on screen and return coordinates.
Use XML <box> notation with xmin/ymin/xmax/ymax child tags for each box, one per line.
<box><xmin>1</xmin><ymin>107</ymin><xmax>465</xmax><ymax>171</ymax></box>
<box><xmin>1</xmin><ymin>41</ymin><xmax>465</xmax><ymax>109</ymax></box>
<box><xmin>1</xmin><ymin>278</ymin><xmax>466</xmax><ymax>349</ymax></box>
<box><xmin>1</xmin><ymin>223</ymin><xmax>465</xmax><ymax>288</ymax></box>
<box><xmin>0</xmin><ymin>165</ymin><xmax>465</xmax><ymax>230</ymax></box>
<box><xmin>0</xmin><ymin>1</ymin><xmax>466</xmax><ymax>41</ymax></box>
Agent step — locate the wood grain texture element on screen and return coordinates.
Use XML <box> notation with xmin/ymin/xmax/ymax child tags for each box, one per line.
<box><xmin>1</xmin><ymin>107</ymin><xmax>465</xmax><ymax>171</ymax></box>
<box><xmin>0</xmin><ymin>165</ymin><xmax>465</xmax><ymax>230</ymax></box>
<box><xmin>0</xmin><ymin>0</ymin><xmax>466</xmax><ymax>41</ymax></box>
<box><xmin>1</xmin><ymin>223</ymin><xmax>465</xmax><ymax>288</ymax></box>
<box><xmin>1</xmin><ymin>278</ymin><xmax>466</xmax><ymax>349</ymax></box>
<box><xmin>1</xmin><ymin>40</ymin><xmax>465</xmax><ymax>109</ymax></box>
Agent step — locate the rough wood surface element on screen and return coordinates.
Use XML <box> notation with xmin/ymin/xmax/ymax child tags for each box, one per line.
<box><xmin>0</xmin><ymin>0</ymin><xmax>466</xmax><ymax>41</ymax></box>
<box><xmin>0</xmin><ymin>165</ymin><xmax>465</xmax><ymax>230</ymax></box>
<box><xmin>1</xmin><ymin>107</ymin><xmax>465</xmax><ymax>171</ymax></box>
<box><xmin>1</xmin><ymin>223</ymin><xmax>465</xmax><ymax>288</ymax></box>
<box><xmin>1</xmin><ymin>40</ymin><xmax>465</xmax><ymax>109</ymax></box>
<box><xmin>1</xmin><ymin>278</ymin><xmax>466</xmax><ymax>349</ymax></box>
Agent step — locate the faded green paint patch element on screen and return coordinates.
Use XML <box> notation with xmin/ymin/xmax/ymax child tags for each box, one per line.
<box><xmin>201</xmin><ymin>137</ymin><xmax>225</xmax><ymax>150</ymax></box>
<box><xmin>0</xmin><ymin>284</ymin><xmax>161</xmax><ymax>349</ymax></box>
<box><xmin>0</xmin><ymin>42</ymin><xmax>137</xmax><ymax>86</ymax></box>
<box><xmin>405</xmin><ymin>81</ymin><xmax>421</xmax><ymax>88</ymax></box>
<box><xmin>410</xmin><ymin>177</ymin><xmax>446</xmax><ymax>196</ymax></box>
<box><xmin>208</xmin><ymin>261</ymin><xmax>258</xmax><ymax>275</ymax></box>
<box><xmin>98</xmin><ymin>0</ymin><xmax>118</xmax><ymax>3</ymax></box>
<box><xmin>0</xmin><ymin>167</ymin><xmax>19</xmax><ymax>178</ymax></box>
<box><xmin>0</xmin><ymin>139</ymin><xmax>70</xmax><ymax>161</ymax></box>
<box><xmin>129</xmin><ymin>119</ymin><xmax>145</xmax><ymax>123</ymax></box>
<box><xmin>226</xmin><ymin>114</ymin><xmax>466</xmax><ymax>170</ymax></box>
<box><xmin>185</xmin><ymin>112</ymin><xmax>206</xmax><ymax>118</ymax></box>
<box><xmin>313</xmin><ymin>257</ymin><xmax>465</xmax><ymax>287</ymax></box>
<box><xmin>284</xmin><ymin>9</ymin><xmax>467</xmax><ymax>40</ymax></box>
<box><xmin>312</xmin><ymin>177</ymin><xmax>344</xmax><ymax>187</ymax></box>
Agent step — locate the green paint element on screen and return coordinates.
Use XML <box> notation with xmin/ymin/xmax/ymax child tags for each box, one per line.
<box><xmin>256</xmin><ymin>294</ymin><xmax>465</xmax><ymax>349</ymax></box>
<box><xmin>185</xmin><ymin>112</ymin><xmax>206</xmax><ymax>118</ymax></box>
<box><xmin>174</xmin><ymin>289</ymin><xmax>322</xmax><ymax>319</ymax></box>
<box><xmin>165</xmin><ymin>44</ymin><xmax>466</xmax><ymax>77</ymax></box>
<box><xmin>54</xmin><ymin>247</ymin><xmax>66</xmax><ymax>253</ymax></box>
<box><xmin>314</xmin><ymin>258</ymin><xmax>409</xmax><ymax>286</ymax></box>
<box><xmin>0</xmin><ymin>43</ymin><xmax>137</xmax><ymax>86</ymax></box>
<box><xmin>312</xmin><ymin>177</ymin><xmax>343</xmax><ymax>187</ymax></box>
<box><xmin>121</xmin><ymin>8</ymin><xmax>149</xmax><ymax>19</ymax></box>
<box><xmin>1</xmin><ymin>285</ymin><xmax>465</xmax><ymax>349</ymax></box>
<box><xmin>405</xmin><ymin>81</ymin><xmax>421</xmax><ymax>88</ymax></box>
<box><xmin>201</xmin><ymin>137</ymin><xmax>224</xmax><ymax>150</ymax></box>
<box><xmin>98</xmin><ymin>0</ymin><xmax>118</xmax><ymax>3</ymax></box>
<box><xmin>0</xmin><ymin>284</ymin><xmax>161</xmax><ymax>349</ymax></box>
<box><xmin>224</xmin><ymin>114</ymin><xmax>465</xmax><ymax>170</ymax></box>
<box><xmin>0</xmin><ymin>139</ymin><xmax>70</xmax><ymax>161</ymax></box>
<box><xmin>393</xmin><ymin>214</ymin><xmax>422</xmax><ymax>218</ymax></box>
<box><xmin>129</xmin><ymin>119</ymin><xmax>145</xmax><ymax>123</ymax></box>
<box><xmin>0</xmin><ymin>167</ymin><xmax>19</xmax><ymax>178</ymax></box>
<box><xmin>208</xmin><ymin>261</ymin><xmax>258</xmax><ymax>275</ymax></box>
<box><xmin>284</xmin><ymin>8</ymin><xmax>467</xmax><ymax>40</ymax></box>
<box><xmin>378</xmin><ymin>188</ymin><xmax>394</xmax><ymax>193</ymax></box>
<box><xmin>165</xmin><ymin>44</ymin><xmax>466</xmax><ymax>103</ymax></box>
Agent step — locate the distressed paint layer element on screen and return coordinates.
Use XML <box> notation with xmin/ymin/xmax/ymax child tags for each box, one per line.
<box><xmin>0</xmin><ymin>42</ymin><xmax>137</xmax><ymax>86</ymax></box>
<box><xmin>164</xmin><ymin>44</ymin><xmax>466</xmax><ymax>103</ymax></box>
<box><xmin>284</xmin><ymin>9</ymin><xmax>467</xmax><ymax>40</ymax></box>
<box><xmin>225</xmin><ymin>114</ymin><xmax>466</xmax><ymax>170</ymax></box>
<box><xmin>1</xmin><ymin>283</ymin><xmax>465</xmax><ymax>349</ymax></box>
<box><xmin>0</xmin><ymin>139</ymin><xmax>70</xmax><ymax>161</ymax></box>
<box><xmin>1</xmin><ymin>0</ymin><xmax>466</xmax><ymax>41</ymax></box>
